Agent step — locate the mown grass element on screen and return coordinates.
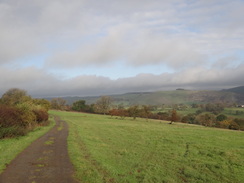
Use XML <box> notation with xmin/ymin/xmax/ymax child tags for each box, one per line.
<box><xmin>0</xmin><ymin>116</ymin><xmax>55</xmax><ymax>173</ymax></box>
<box><xmin>50</xmin><ymin>110</ymin><xmax>244</xmax><ymax>183</ymax></box>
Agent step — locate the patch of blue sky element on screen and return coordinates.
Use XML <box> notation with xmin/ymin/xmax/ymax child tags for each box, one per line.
<box><xmin>48</xmin><ymin>61</ymin><xmax>173</xmax><ymax>80</ymax></box>
<box><xmin>207</xmin><ymin>50</ymin><xmax>244</xmax><ymax>68</ymax></box>
<box><xmin>6</xmin><ymin>53</ymin><xmax>50</xmax><ymax>69</ymax></box>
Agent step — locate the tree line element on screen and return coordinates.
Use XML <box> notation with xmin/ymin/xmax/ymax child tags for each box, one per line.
<box><xmin>0</xmin><ymin>88</ymin><xmax>50</xmax><ymax>138</ymax></box>
<box><xmin>2</xmin><ymin>88</ymin><xmax>242</xmax><ymax>139</ymax></box>
<box><xmin>51</xmin><ymin>96</ymin><xmax>244</xmax><ymax>131</ymax></box>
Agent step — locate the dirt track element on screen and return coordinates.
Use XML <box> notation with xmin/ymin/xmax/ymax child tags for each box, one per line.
<box><xmin>0</xmin><ymin>116</ymin><xmax>78</xmax><ymax>183</ymax></box>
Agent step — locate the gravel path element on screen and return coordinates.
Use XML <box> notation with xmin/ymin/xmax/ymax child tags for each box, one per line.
<box><xmin>0</xmin><ymin>116</ymin><xmax>78</xmax><ymax>183</ymax></box>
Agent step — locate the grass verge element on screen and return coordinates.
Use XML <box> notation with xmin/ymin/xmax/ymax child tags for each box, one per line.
<box><xmin>0</xmin><ymin>116</ymin><xmax>55</xmax><ymax>173</ymax></box>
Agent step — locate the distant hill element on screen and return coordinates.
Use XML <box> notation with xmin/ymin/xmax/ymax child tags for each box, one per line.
<box><xmin>46</xmin><ymin>87</ymin><xmax>244</xmax><ymax>106</ymax></box>
<box><xmin>222</xmin><ymin>86</ymin><xmax>244</xmax><ymax>95</ymax></box>
<box><xmin>221</xmin><ymin>86</ymin><xmax>244</xmax><ymax>104</ymax></box>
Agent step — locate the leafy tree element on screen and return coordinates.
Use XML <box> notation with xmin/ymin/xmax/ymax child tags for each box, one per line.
<box><xmin>32</xmin><ymin>107</ymin><xmax>48</xmax><ymax>123</ymax></box>
<box><xmin>205</xmin><ymin>103</ymin><xmax>224</xmax><ymax>115</ymax></box>
<box><xmin>234</xmin><ymin>118</ymin><xmax>244</xmax><ymax>130</ymax></box>
<box><xmin>181</xmin><ymin>113</ymin><xmax>196</xmax><ymax>124</ymax></box>
<box><xmin>195</xmin><ymin>109</ymin><xmax>203</xmax><ymax>115</ymax></box>
<box><xmin>196</xmin><ymin>113</ymin><xmax>216</xmax><ymax>127</ymax></box>
<box><xmin>192</xmin><ymin>103</ymin><xmax>199</xmax><ymax>108</ymax></box>
<box><xmin>72</xmin><ymin>100</ymin><xmax>87</xmax><ymax>111</ymax></box>
<box><xmin>1</xmin><ymin>88</ymin><xmax>31</xmax><ymax>106</ymax></box>
<box><xmin>216</xmin><ymin>114</ymin><xmax>227</xmax><ymax>122</ymax></box>
<box><xmin>16</xmin><ymin>102</ymin><xmax>36</xmax><ymax>127</ymax></box>
<box><xmin>87</xmin><ymin>104</ymin><xmax>95</xmax><ymax>113</ymax></box>
<box><xmin>127</xmin><ymin>105</ymin><xmax>140</xmax><ymax>120</ymax></box>
<box><xmin>157</xmin><ymin>112</ymin><xmax>169</xmax><ymax>120</ymax></box>
<box><xmin>228</xmin><ymin>121</ymin><xmax>240</xmax><ymax>130</ymax></box>
<box><xmin>32</xmin><ymin>99</ymin><xmax>51</xmax><ymax>111</ymax></box>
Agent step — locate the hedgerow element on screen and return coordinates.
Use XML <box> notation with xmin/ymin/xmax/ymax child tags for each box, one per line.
<box><xmin>0</xmin><ymin>88</ymin><xmax>50</xmax><ymax>139</ymax></box>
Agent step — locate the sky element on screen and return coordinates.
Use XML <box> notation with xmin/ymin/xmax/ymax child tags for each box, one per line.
<box><xmin>0</xmin><ymin>0</ymin><xmax>244</xmax><ymax>97</ymax></box>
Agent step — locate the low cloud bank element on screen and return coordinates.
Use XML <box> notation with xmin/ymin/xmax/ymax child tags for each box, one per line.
<box><xmin>0</xmin><ymin>65</ymin><xmax>243</xmax><ymax>97</ymax></box>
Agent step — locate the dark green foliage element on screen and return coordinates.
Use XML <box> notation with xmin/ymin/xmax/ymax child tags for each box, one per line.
<box><xmin>157</xmin><ymin>112</ymin><xmax>169</xmax><ymax>120</ymax></box>
<box><xmin>72</xmin><ymin>100</ymin><xmax>87</xmax><ymax>111</ymax></box>
<box><xmin>234</xmin><ymin>118</ymin><xmax>244</xmax><ymax>130</ymax></box>
<box><xmin>0</xmin><ymin>126</ymin><xmax>27</xmax><ymax>139</ymax></box>
<box><xmin>195</xmin><ymin>109</ymin><xmax>203</xmax><ymax>115</ymax></box>
<box><xmin>216</xmin><ymin>114</ymin><xmax>228</xmax><ymax>122</ymax></box>
<box><xmin>181</xmin><ymin>113</ymin><xmax>196</xmax><ymax>124</ymax></box>
<box><xmin>205</xmin><ymin>103</ymin><xmax>224</xmax><ymax>114</ymax></box>
<box><xmin>191</xmin><ymin>103</ymin><xmax>199</xmax><ymax>108</ymax></box>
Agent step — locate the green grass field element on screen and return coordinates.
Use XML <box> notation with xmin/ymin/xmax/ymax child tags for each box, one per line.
<box><xmin>223</xmin><ymin>108</ymin><xmax>244</xmax><ymax>118</ymax></box>
<box><xmin>164</xmin><ymin>107</ymin><xmax>244</xmax><ymax>119</ymax></box>
<box><xmin>50</xmin><ymin>110</ymin><xmax>244</xmax><ymax>183</ymax></box>
<box><xmin>0</xmin><ymin>116</ymin><xmax>55</xmax><ymax>173</ymax></box>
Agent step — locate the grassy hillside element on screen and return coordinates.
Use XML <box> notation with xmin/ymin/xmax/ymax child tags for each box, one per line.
<box><xmin>51</xmin><ymin>89</ymin><xmax>242</xmax><ymax>106</ymax></box>
<box><xmin>51</xmin><ymin>110</ymin><xmax>244</xmax><ymax>183</ymax></box>
<box><xmin>222</xmin><ymin>86</ymin><xmax>244</xmax><ymax>95</ymax></box>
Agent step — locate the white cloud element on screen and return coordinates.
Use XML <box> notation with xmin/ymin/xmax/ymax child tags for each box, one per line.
<box><xmin>0</xmin><ymin>64</ymin><xmax>243</xmax><ymax>97</ymax></box>
<box><xmin>0</xmin><ymin>0</ymin><xmax>243</xmax><ymax>97</ymax></box>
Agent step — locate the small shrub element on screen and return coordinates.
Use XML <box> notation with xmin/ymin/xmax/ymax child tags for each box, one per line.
<box><xmin>33</xmin><ymin>108</ymin><xmax>48</xmax><ymax>123</ymax></box>
<box><xmin>0</xmin><ymin>105</ymin><xmax>23</xmax><ymax>127</ymax></box>
<box><xmin>229</xmin><ymin>121</ymin><xmax>240</xmax><ymax>130</ymax></box>
<box><xmin>217</xmin><ymin>120</ymin><xmax>232</xmax><ymax>129</ymax></box>
<box><xmin>234</xmin><ymin>118</ymin><xmax>244</xmax><ymax>130</ymax></box>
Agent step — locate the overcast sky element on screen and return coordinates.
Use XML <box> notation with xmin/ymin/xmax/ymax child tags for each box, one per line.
<box><xmin>0</xmin><ymin>0</ymin><xmax>244</xmax><ymax>97</ymax></box>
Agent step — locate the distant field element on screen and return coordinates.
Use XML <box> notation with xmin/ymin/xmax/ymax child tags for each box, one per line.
<box><xmin>223</xmin><ymin>108</ymin><xmax>244</xmax><ymax>118</ymax></box>
<box><xmin>160</xmin><ymin>107</ymin><xmax>244</xmax><ymax>119</ymax></box>
<box><xmin>51</xmin><ymin>110</ymin><xmax>244</xmax><ymax>183</ymax></box>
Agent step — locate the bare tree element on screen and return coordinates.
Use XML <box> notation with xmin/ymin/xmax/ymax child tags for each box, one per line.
<box><xmin>96</xmin><ymin>96</ymin><xmax>112</xmax><ymax>114</ymax></box>
<box><xmin>50</xmin><ymin>98</ymin><xmax>66</xmax><ymax>110</ymax></box>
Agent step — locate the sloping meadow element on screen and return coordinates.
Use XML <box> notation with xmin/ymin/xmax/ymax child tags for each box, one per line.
<box><xmin>50</xmin><ymin>110</ymin><xmax>244</xmax><ymax>183</ymax></box>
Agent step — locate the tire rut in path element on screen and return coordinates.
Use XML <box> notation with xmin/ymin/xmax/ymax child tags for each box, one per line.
<box><xmin>0</xmin><ymin>116</ymin><xmax>79</xmax><ymax>183</ymax></box>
